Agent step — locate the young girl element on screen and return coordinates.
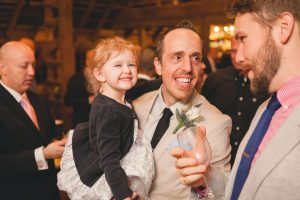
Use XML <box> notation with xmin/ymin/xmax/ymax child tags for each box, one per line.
<box><xmin>58</xmin><ymin>37</ymin><xmax>154</xmax><ymax>200</ymax></box>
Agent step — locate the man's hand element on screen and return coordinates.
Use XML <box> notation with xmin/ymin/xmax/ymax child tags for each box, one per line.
<box><xmin>112</xmin><ymin>192</ymin><xmax>138</xmax><ymax>200</ymax></box>
<box><xmin>43</xmin><ymin>139</ymin><xmax>66</xmax><ymax>159</ymax></box>
<box><xmin>170</xmin><ymin>127</ymin><xmax>211</xmax><ymax>188</ymax></box>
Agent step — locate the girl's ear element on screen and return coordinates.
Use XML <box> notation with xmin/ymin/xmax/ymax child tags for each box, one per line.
<box><xmin>93</xmin><ymin>67</ymin><xmax>106</xmax><ymax>82</ymax></box>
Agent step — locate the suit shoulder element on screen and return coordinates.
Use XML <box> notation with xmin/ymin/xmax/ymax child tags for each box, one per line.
<box><xmin>133</xmin><ymin>90</ymin><xmax>157</xmax><ymax>106</ymax></box>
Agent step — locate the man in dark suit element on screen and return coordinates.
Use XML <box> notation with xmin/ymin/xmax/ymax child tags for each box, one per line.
<box><xmin>0</xmin><ymin>41</ymin><xmax>66</xmax><ymax>200</ymax></box>
<box><xmin>126</xmin><ymin>46</ymin><xmax>162</xmax><ymax>101</ymax></box>
<box><xmin>64</xmin><ymin>49</ymin><xmax>95</xmax><ymax>128</ymax></box>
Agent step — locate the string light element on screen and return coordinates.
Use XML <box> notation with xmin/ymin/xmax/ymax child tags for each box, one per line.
<box><xmin>213</xmin><ymin>26</ymin><xmax>220</xmax><ymax>33</ymax></box>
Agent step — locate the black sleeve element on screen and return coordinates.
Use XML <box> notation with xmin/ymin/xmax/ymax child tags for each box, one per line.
<box><xmin>96</xmin><ymin>107</ymin><xmax>132</xmax><ymax>200</ymax></box>
<box><xmin>0</xmin><ymin>146</ymin><xmax>37</xmax><ymax>175</ymax></box>
<box><xmin>64</xmin><ymin>74</ymin><xmax>90</xmax><ymax>107</ymax></box>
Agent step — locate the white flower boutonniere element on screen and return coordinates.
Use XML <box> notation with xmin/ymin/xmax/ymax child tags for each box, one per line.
<box><xmin>173</xmin><ymin>104</ymin><xmax>204</xmax><ymax>134</ymax></box>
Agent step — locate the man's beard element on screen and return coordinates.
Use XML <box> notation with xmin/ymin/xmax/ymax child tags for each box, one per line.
<box><xmin>249</xmin><ymin>32</ymin><xmax>281</xmax><ymax>97</ymax></box>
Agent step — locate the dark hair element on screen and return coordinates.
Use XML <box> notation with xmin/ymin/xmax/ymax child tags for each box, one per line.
<box><xmin>227</xmin><ymin>0</ymin><xmax>300</xmax><ymax>24</ymax></box>
<box><xmin>155</xmin><ymin>19</ymin><xmax>202</xmax><ymax>61</ymax></box>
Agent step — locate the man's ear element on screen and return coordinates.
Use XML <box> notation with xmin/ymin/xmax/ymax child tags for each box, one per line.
<box><xmin>93</xmin><ymin>67</ymin><xmax>105</xmax><ymax>82</ymax></box>
<box><xmin>0</xmin><ymin>61</ymin><xmax>7</xmax><ymax>77</ymax></box>
<box><xmin>154</xmin><ymin>57</ymin><xmax>162</xmax><ymax>76</ymax></box>
<box><xmin>278</xmin><ymin>12</ymin><xmax>295</xmax><ymax>44</ymax></box>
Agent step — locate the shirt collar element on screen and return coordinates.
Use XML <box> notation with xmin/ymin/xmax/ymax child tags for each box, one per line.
<box><xmin>154</xmin><ymin>85</ymin><xmax>196</xmax><ymax>116</ymax></box>
<box><xmin>0</xmin><ymin>81</ymin><xmax>24</xmax><ymax>103</ymax></box>
<box><xmin>277</xmin><ymin>74</ymin><xmax>300</xmax><ymax>111</ymax></box>
<box><xmin>156</xmin><ymin>86</ymin><xmax>169</xmax><ymax>114</ymax></box>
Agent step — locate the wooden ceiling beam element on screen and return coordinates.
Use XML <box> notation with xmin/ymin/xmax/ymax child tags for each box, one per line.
<box><xmin>156</xmin><ymin>0</ymin><xmax>162</xmax><ymax>6</ymax></box>
<box><xmin>77</xmin><ymin>0</ymin><xmax>97</xmax><ymax>33</ymax></box>
<box><xmin>111</xmin><ymin>1</ymin><xmax>229</xmax><ymax>28</ymax></box>
<box><xmin>44</xmin><ymin>0</ymin><xmax>59</xmax><ymax>27</ymax></box>
<box><xmin>6</xmin><ymin>0</ymin><xmax>24</xmax><ymax>34</ymax></box>
<box><xmin>97</xmin><ymin>0</ymin><xmax>117</xmax><ymax>29</ymax></box>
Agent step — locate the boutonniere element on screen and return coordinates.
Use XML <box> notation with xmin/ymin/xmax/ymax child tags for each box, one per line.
<box><xmin>173</xmin><ymin>104</ymin><xmax>204</xmax><ymax>134</ymax></box>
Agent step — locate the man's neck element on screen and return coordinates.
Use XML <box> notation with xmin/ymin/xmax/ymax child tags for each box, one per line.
<box><xmin>161</xmin><ymin>85</ymin><xmax>194</xmax><ymax>107</ymax></box>
<box><xmin>0</xmin><ymin>81</ymin><xmax>24</xmax><ymax>102</ymax></box>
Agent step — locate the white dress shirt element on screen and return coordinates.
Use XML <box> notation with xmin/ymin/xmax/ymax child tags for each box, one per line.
<box><xmin>143</xmin><ymin>86</ymin><xmax>191</xmax><ymax>143</ymax></box>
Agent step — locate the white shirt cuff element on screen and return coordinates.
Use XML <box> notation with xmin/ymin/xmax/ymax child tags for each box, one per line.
<box><xmin>34</xmin><ymin>146</ymin><xmax>49</xmax><ymax>170</ymax></box>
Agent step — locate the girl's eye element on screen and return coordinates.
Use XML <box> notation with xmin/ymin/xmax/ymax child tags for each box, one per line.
<box><xmin>114</xmin><ymin>64</ymin><xmax>122</xmax><ymax>68</ymax></box>
<box><xmin>128</xmin><ymin>63</ymin><xmax>136</xmax><ymax>68</ymax></box>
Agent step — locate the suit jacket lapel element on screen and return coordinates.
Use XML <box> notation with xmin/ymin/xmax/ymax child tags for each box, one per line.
<box><xmin>226</xmin><ymin>100</ymin><xmax>267</xmax><ymax>199</ymax></box>
<box><xmin>240</xmin><ymin>104</ymin><xmax>300</xmax><ymax>199</ymax></box>
<box><xmin>153</xmin><ymin>116</ymin><xmax>178</xmax><ymax>162</ymax></box>
<box><xmin>135</xmin><ymin>90</ymin><xmax>158</xmax><ymax>131</ymax></box>
<box><xmin>0</xmin><ymin>85</ymin><xmax>41</xmax><ymax>136</ymax></box>
<box><xmin>154</xmin><ymin>90</ymin><xmax>203</xmax><ymax>162</ymax></box>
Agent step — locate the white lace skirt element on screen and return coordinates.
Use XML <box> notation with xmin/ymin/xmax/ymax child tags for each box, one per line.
<box><xmin>57</xmin><ymin>125</ymin><xmax>155</xmax><ymax>200</ymax></box>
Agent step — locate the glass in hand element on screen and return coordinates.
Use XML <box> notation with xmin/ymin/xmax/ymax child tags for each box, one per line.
<box><xmin>176</xmin><ymin>127</ymin><xmax>213</xmax><ymax>199</ymax></box>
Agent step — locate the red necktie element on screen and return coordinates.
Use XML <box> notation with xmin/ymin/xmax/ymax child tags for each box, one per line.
<box><xmin>20</xmin><ymin>95</ymin><xmax>40</xmax><ymax>130</ymax></box>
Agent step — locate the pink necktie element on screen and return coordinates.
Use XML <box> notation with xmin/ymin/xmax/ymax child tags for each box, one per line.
<box><xmin>20</xmin><ymin>95</ymin><xmax>40</xmax><ymax>130</ymax></box>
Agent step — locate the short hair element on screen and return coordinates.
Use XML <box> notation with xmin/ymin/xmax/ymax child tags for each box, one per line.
<box><xmin>84</xmin><ymin>36</ymin><xmax>139</xmax><ymax>94</ymax></box>
<box><xmin>227</xmin><ymin>0</ymin><xmax>300</xmax><ymax>24</ymax></box>
<box><xmin>155</xmin><ymin>19</ymin><xmax>202</xmax><ymax>61</ymax></box>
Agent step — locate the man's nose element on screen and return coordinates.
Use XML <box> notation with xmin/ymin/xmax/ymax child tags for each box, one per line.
<box><xmin>182</xmin><ymin>57</ymin><xmax>192</xmax><ymax>72</ymax></box>
<box><xmin>28</xmin><ymin>65</ymin><xmax>35</xmax><ymax>75</ymax></box>
<box><xmin>235</xmin><ymin>46</ymin><xmax>244</xmax><ymax>64</ymax></box>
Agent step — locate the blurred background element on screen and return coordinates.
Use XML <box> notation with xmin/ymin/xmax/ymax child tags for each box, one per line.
<box><xmin>0</xmin><ymin>0</ymin><xmax>234</xmax><ymax>131</ymax></box>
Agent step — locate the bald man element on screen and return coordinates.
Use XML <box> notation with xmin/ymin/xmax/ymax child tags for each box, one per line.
<box><xmin>0</xmin><ymin>41</ymin><xmax>66</xmax><ymax>200</ymax></box>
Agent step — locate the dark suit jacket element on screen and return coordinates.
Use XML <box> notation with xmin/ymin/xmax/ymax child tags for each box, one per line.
<box><xmin>202</xmin><ymin>67</ymin><xmax>268</xmax><ymax>166</ymax></box>
<box><xmin>64</xmin><ymin>71</ymin><xmax>92</xmax><ymax>128</ymax></box>
<box><xmin>125</xmin><ymin>78</ymin><xmax>162</xmax><ymax>102</ymax></box>
<box><xmin>0</xmin><ymin>84</ymin><xmax>62</xmax><ymax>200</ymax></box>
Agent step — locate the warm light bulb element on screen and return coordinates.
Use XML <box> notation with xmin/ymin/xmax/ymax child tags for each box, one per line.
<box><xmin>229</xmin><ymin>25</ymin><xmax>235</xmax><ymax>32</ymax></box>
<box><xmin>213</xmin><ymin>26</ymin><xmax>220</xmax><ymax>33</ymax></box>
<box><xmin>224</xmin><ymin>26</ymin><xmax>229</xmax><ymax>32</ymax></box>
